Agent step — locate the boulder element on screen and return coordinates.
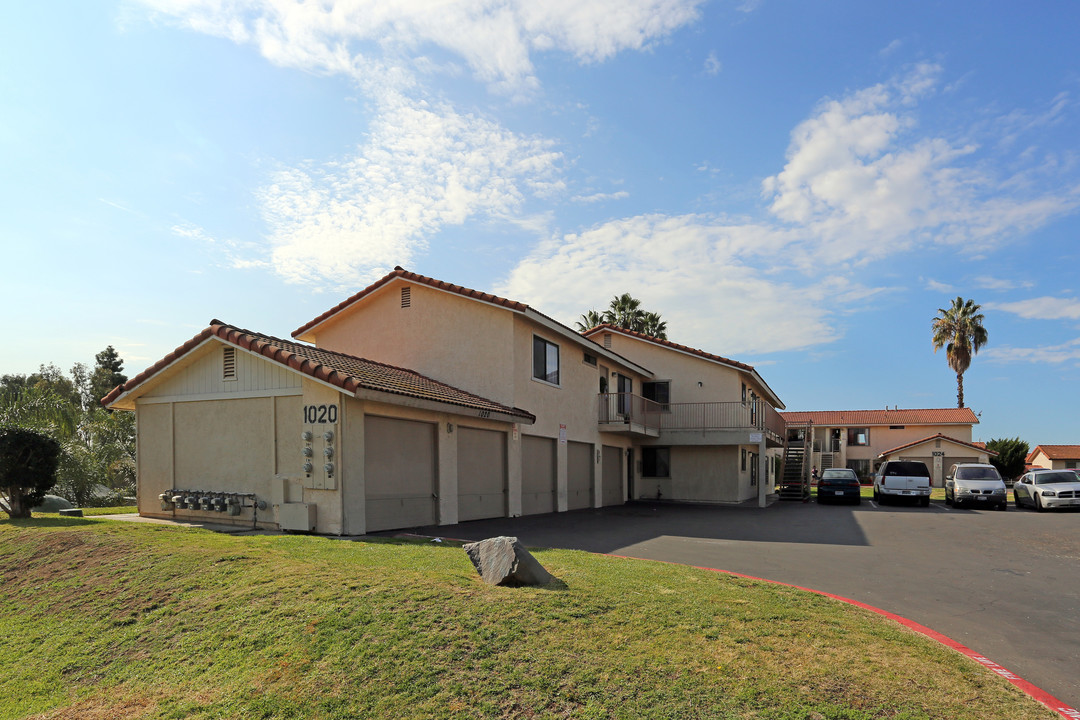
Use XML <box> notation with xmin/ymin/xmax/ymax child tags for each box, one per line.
<box><xmin>463</xmin><ymin>536</ymin><xmax>554</xmax><ymax>586</ymax></box>
<box><xmin>32</xmin><ymin>495</ymin><xmax>74</xmax><ymax>513</ymax></box>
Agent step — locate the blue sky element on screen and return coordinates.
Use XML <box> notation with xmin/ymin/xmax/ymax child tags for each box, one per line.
<box><xmin>2</xmin><ymin>1</ymin><xmax>1079</xmax><ymax>445</ymax></box>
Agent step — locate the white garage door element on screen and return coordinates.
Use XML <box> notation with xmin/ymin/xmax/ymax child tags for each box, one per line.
<box><xmin>457</xmin><ymin>427</ymin><xmax>507</xmax><ymax>522</ymax></box>
<box><xmin>364</xmin><ymin>416</ymin><xmax>437</xmax><ymax>532</ymax></box>
<box><xmin>567</xmin><ymin>441</ymin><xmax>593</xmax><ymax>510</ymax></box>
<box><xmin>521</xmin><ymin>435</ymin><xmax>556</xmax><ymax>516</ymax></box>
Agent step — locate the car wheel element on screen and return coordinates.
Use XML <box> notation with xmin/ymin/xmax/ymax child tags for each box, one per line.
<box><xmin>998</xmin><ymin>502</ymin><xmax>1007</xmax><ymax>511</ymax></box>
<box><xmin>921</xmin><ymin>496</ymin><xmax>930</xmax><ymax>508</ymax></box>
<box><xmin>1035</xmin><ymin>494</ymin><xmax>1046</xmax><ymax>513</ymax></box>
<box><xmin>854</xmin><ymin>497</ymin><xmax>861</xmax><ymax>505</ymax></box>
<box><xmin>945</xmin><ymin>492</ymin><xmax>953</xmax><ymax>506</ymax></box>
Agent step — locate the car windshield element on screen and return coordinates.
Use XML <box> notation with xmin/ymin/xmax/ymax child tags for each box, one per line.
<box><xmin>883</xmin><ymin>462</ymin><xmax>930</xmax><ymax>477</ymax></box>
<box><xmin>955</xmin><ymin>466</ymin><xmax>1001</xmax><ymax>481</ymax></box>
<box><xmin>1035</xmin><ymin>472</ymin><xmax>1077</xmax><ymax>485</ymax></box>
<box><xmin>819</xmin><ymin>470</ymin><xmax>857</xmax><ymax>484</ymax></box>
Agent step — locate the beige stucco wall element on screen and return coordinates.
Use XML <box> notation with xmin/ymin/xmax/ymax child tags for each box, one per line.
<box><xmin>596</xmin><ymin>331</ymin><xmax>771</xmax><ymax>406</ymax></box>
<box><xmin>1028</xmin><ymin>450</ymin><xmax>1080</xmax><ymax>470</ymax></box>
<box><xmin>304</xmin><ymin>280</ymin><xmax>518</xmax><ymax>406</ymax></box>
<box><xmin>813</xmin><ymin>424</ymin><xmax>976</xmax><ymax>472</ymax></box>
<box><xmin>879</xmin><ymin>439</ymin><xmax>990</xmax><ymax>487</ymax></box>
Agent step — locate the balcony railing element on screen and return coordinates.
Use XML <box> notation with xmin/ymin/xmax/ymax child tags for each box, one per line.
<box><xmin>598</xmin><ymin>393</ymin><xmax>785</xmax><ymax>441</ymax></box>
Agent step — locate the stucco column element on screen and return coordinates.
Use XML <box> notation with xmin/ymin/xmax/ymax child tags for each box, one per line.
<box><xmin>507</xmin><ymin>425</ymin><xmax>523</xmax><ymax>517</ymax></box>
<box><xmin>556</xmin><ymin>427</ymin><xmax>568</xmax><ymax>512</ymax></box>
<box><xmin>757</xmin><ymin>436</ymin><xmax>768</xmax><ymax>508</ymax></box>
<box><xmin>437</xmin><ymin>415</ymin><xmax>459</xmax><ymax>526</ymax></box>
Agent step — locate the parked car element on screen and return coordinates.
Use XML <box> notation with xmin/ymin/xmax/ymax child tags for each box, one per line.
<box><xmin>1013</xmin><ymin>469</ymin><xmax>1080</xmax><ymax>511</ymax></box>
<box><xmin>873</xmin><ymin>460</ymin><xmax>932</xmax><ymax>506</ymax></box>
<box><xmin>944</xmin><ymin>463</ymin><xmax>1007</xmax><ymax>510</ymax></box>
<box><xmin>816</xmin><ymin>468</ymin><xmax>862</xmax><ymax>504</ymax></box>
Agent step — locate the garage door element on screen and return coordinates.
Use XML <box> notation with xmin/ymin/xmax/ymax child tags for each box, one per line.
<box><xmin>457</xmin><ymin>427</ymin><xmax>507</xmax><ymax>522</ymax></box>
<box><xmin>521</xmin><ymin>435</ymin><xmax>556</xmax><ymax>516</ymax></box>
<box><xmin>601</xmin><ymin>445</ymin><xmax>624</xmax><ymax>506</ymax></box>
<box><xmin>567</xmin><ymin>441</ymin><xmax>593</xmax><ymax>510</ymax></box>
<box><xmin>365</xmin><ymin>416</ymin><xmax>436</xmax><ymax>532</ymax></box>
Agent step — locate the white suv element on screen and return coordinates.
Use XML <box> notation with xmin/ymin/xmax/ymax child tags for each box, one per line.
<box><xmin>873</xmin><ymin>460</ymin><xmax>932</xmax><ymax>506</ymax></box>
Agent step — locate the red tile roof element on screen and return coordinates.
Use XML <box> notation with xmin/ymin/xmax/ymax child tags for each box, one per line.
<box><xmin>1026</xmin><ymin>445</ymin><xmax>1080</xmax><ymax>462</ymax></box>
<box><xmin>292</xmin><ymin>266</ymin><xmax>529</xmax><ymax>339</ymax></box>
<box><xmin>780</xmin><ymin>408</ymin><xmax>979</xmax><ymax>426</ymax></box>
<box><xmin>877</xmin><ymin>433</ymin><xmax>998</xmax><ymax>458</ymax></box>
<box><xmin>102</xmin><ymin>320</ymin><xmax>535</xmax><ymax>422</ymax></box>
<box><xmin>583</xmin><ymin>324</ymin><xmax>756</xmax><ymax>373</ymax></box>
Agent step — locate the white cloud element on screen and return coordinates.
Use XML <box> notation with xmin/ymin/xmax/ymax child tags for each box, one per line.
<box><xmin>985</xmin><ymin>338</ymin><xmax>1080</xmax><ymax>364</ymax></box>
<box><xmin>258</xmin><ymin>94</ymin><xmax>563</xmax><ymax>287</ymax></box>
<box><xmin>704</xmin><ymin>51</ymin><xmax>721</xmax><ymax>76</ymax></box>
<box><xmin>988</xmin><ymin>296</ymin><xmax>1080</xmax><ymax>320</ymax></box>
<box><xmin>973</xmin><ymin>275</ymin><xmax>1033</xmax><ymax>291</ymax></box>
<box><xmin>139</xmin><ymin>0</ymin><xmax>704</xmax><ymax>94</ymax></box>
<box><xmin>924</xmin><ymin>278</ymin><xmax>954</xmax><ymax>293</ymax></box>
<box><xmin>761</xmin><ymin>64</ymin><xmax>1080</xmax><ymax>268</ymax></box>
<box><xmin>571</xmin><ymin>190</ymin><xmax>630</xmax><ymax>203</ymax></box>
<box><xmin>500</xmin><ymin>213</ymin><xmax>883</xmax><ymax>355</ymax></box>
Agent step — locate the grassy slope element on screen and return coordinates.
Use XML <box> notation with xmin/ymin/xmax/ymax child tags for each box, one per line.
<box><xmin>0</xmin><ymin>519</ymin><xmax>1056</xmax><ymax>720</ymax></box>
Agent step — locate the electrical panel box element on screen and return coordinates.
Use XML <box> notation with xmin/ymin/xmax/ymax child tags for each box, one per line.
<box><xmin>278</xmin><ymin>502</ymin><xmax>317</xmax><ymax>532</ymax></box>
<box><xmin>301</xmin><ymin>402</ymin><xmax>338</xmax><ymax>490</ymax></box>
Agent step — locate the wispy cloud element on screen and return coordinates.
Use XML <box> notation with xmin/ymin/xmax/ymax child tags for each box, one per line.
<box><xmin>973</xmin><ymin>275</ymin><xmax>1034</xmax><ymax>291</ymax></box>
<box><xmin>985</xmin><ymin>338</ymin><xmax>1080</xmax><ymax>364</ymax></box>
<box><xmin>258</xmin><ymin>94</ymin><xmax>564</xmax><ymax>287</ymax></box>
<box><xmin>924</xmin><ymin>279</ymin><xmax>954</xmax><ymax>293</ymax></box>
<box><xmin>987</xmin><ymin>296</ymin><xmax>1080</xmax><ymax>320</ymax></box>
<box><xmin>571</xmin><ymin>190</ymin><xmax>629</xmax><ymax>203</ymax></box>
<box><xmin>704</xmin><ymin>51</ymin><xmax>721</xmax><ymax>76</ymax></box>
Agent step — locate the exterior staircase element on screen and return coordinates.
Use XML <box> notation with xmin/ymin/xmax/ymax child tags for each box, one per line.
<box><xmin>779</xmin><ymin>425</ymin><xmax>811</xmax><ymax>501</ymax></box>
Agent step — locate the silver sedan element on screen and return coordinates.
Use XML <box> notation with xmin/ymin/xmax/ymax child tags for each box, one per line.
<box><xmin>1013</xmin><ymin>469</ymin><xmax>1080</xmax><ymax>511</ymax></box>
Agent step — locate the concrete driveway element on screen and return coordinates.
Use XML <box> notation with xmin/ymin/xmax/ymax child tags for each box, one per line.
<box><xmin>400</xmin><ymin>499</ymin><xmax>1080</xmax><ymax>710</ymax></box>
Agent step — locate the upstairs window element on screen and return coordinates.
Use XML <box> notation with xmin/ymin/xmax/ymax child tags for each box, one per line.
<box><xmin>583</xmin><ymin>352</ymin><xmax>597</xmax><ymax>367</ymax></box>
<box><xmin>642</xmin><ymin>381</ymin><xmax>670</xmax><ymax>410</ymax></box>
<box><xmin>848</xmin><ymin>428</ymin><xmax>870</xmax><ymax>446</ymax></box>
<box><xmin>532</xmin><ymin>336</ymin><xmax>560</xmax><ymax>385</ymax></box>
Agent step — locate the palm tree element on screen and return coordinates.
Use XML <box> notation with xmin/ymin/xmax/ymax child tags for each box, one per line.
<box><xmin>931</xmin><ymin>297</ymin><xmax>988</xmax><ymax>408</ymax></box>
<box><xmin>605</xmin><ymin>293</ymin><xmax>645</xmax><ymax>331</ymax></box>
<box><xmin>639</xmin><ymin>311</ymin><xmax>667</xmax><ymax>340</ymax></box>
<box><xmin>574</xmin><ymin>309</ymin><xmax>605</xmax><ymax>332</ymax></box>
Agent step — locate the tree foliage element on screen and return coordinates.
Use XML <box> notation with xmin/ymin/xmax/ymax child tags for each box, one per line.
<box><xmin>985</xmin><ymin>437</ymin><xmax>1029</xmax><ymax>481</ymax></box>
<box><xmin>576</xmin><ymin>294</ymin><xmax>668</xmax><ymax>340</ymax></box>
<box><xmin>931</xmin><ymin>297</ymin><xmax>988</xmax><ymax>408</ymax></box>
<box><xmin>0</xmin><ymin>347</ymin><xmax>135</xmax><ymax>511</ymax></box>
<box><xmin>0</xmin><ymin>427</ymin><xmax>62</xmax><ymax>518</ymax></box>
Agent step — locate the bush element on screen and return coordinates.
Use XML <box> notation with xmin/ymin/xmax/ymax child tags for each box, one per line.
<box><xmin>0</xmin><ymin>427</ymin><xmax>62</xmax><ymax>518</ymax></box>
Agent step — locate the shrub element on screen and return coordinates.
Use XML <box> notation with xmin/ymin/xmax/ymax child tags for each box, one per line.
<box><xmin>0</xmin><ymin>427</ymin><xmax>62</xmax><ymax>518</ymax></box>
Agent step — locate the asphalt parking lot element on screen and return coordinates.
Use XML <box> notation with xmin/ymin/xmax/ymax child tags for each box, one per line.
<box><xmin>403</xmin><ymin>498</ymin><xmax>1080</xmax><ymax>710</ymax></box>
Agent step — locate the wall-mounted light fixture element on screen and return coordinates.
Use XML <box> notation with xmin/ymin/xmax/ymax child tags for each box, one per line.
<box><xmin>447</xmin><ymin>422</ymin><xmax>454</xmax><ymax>434</ymax></box>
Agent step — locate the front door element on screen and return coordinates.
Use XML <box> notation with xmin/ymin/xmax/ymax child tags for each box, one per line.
<box><xmin>617</xmin><ymin>374</ymin><xmax>632</xmax><ymax>417</ymax></box>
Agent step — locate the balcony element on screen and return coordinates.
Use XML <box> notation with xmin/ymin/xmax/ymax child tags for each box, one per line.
<box><xmin>598</xmin><ymin>393</ymin><xmax>785</xmax><ymax>445</ymax></box>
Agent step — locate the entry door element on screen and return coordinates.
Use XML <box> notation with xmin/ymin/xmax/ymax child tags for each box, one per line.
<box><xmin>617</xmin><ymin>374</ymin><xmax>632</xmax><ymax>416</ymax></box>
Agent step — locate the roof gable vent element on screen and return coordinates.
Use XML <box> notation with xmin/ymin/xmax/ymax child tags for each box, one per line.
<box><xmin>223</xmin><ymin>347</ymin><xmax>237</xmax><ymax>381</ymax></box>
<box><xmin>401</xmin><ymin>286</ymin><xmax>411</xmax><ymax>308</ymax></box>
<box><xmin>603</xmin><ymin>333</ymin><xmax>612</xmax><ymax>349</ymax></box>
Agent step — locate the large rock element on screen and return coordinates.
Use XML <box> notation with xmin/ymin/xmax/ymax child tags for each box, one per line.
<box><xmin>32</xmin><ymin>495</ymin><xmax>74</xmax><ymax>512</ymax></box>
<box><xmin>463</xmin><ymin>536</ymin><xmax>554</xmax><ymax>586</ymax></box>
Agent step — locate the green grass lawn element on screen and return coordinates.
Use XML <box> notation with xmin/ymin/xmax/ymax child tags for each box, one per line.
<box><xmin>0</xmin><ymin>518</ymin><xmax>1056</xmax><ymax>720</ymax></box>
<box><xmin>32</xmin><ymin>506</ymin><xmax>139</xmax><ymax>518</ymax></box>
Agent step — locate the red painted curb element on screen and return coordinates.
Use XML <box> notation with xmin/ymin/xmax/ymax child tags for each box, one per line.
<box><xmin>607</xmin><ymin>554</ymin><xmax>1080</xmax><ymax>719</ymax></box>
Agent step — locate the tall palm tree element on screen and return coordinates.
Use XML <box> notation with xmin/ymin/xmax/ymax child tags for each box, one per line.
<box><xmin>574</xmin><ymin>309</ymin><xmax>605</xmax><ymax>332</ymax></box>
<box><xmin>931</xmin><ymin>297</ymin><xmax>988</xmax><ymax>408</ymax></box>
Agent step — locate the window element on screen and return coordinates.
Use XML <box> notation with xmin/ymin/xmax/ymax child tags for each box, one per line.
<box><xmin>532</xmin><ymin>336</ymin><xmax>559</xmax><ymax>385</ymax></box>
<box><xmin>741</xmin><ymin>382</ymin><xmax>747</xmax><ymax>403</ymax></box>
<box><xmin>847</xmin><ymin>459</ymin><xmax>871</xmax><ymax>481</ymax></box>
<box><xmin>741</xmin><ymin>448</ymin><xmax>747</xmax><ymax>471</ymax></box>
<box><xmin>583</xmin><ymin>352</ymin><xmax>597</xmax><ymax>367</ymax></box>
<box><xmin>642</xmin><ymin>381</ymin><xmax>670</xmax><ymax>409</ymax></box>
<box><xmin>642</xmin><ymin>447</ymin><xmax>670</xmax><ymax>478</ymax></box>
<box><xmin>848</xmin><ymin>427</ymin><xmax>870</xmax><ymax>446</ymax></box>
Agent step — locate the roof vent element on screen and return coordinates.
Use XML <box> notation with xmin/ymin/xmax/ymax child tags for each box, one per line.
<box><xmin>401</xmin><ymin>286</ymin><xmax>411</xmax><ymax>308</ymax></box>
<box><xmin>223</xmin><ymin>347</ymin><xmax>237</xmax><ymax>381</ymax></box>
<box><xmin>603</xmin><ymin>333</ymin><xmax>612</xmax><ymax>349</ymax></box>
